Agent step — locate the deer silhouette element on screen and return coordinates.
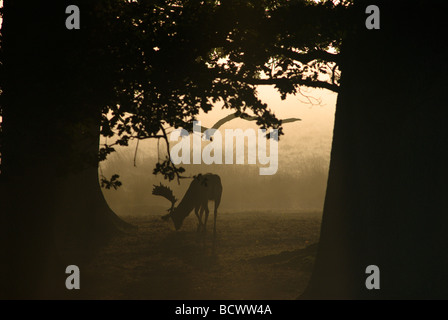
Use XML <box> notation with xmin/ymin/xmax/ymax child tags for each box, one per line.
<box><xmin>153</xmin><ymin>174</ymin><xmax>222</xmax><ymax>236</ymax></box>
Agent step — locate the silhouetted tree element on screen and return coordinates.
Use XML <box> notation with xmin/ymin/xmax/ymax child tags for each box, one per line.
<box><xmin>0</xmin><ymin>0</ymin><xmax>287</xmax><ymax>298</ymax></box>
<box><xmin>302</xmin><ymin>0</ymin><xmax>448</xmax><ymax>299</ymax></box>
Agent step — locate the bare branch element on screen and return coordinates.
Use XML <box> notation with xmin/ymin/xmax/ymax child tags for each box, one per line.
<box><xmin>297</xmin><ymin>87</ymin><xmax>323</xmax><ymax>105</ymax></box>
<box><xmin>133</xmin><ymin>138</ymin><xmax>140</xmax><ymax>167</ymax></box>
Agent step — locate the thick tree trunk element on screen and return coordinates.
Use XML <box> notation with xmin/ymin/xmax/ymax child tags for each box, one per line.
<box><xmin>0</xmin><ymin>1</ymin><xmax>135</xmax><ymax>298</ymax></box>
<box><xmin>302</xmin><ymin>1</ymin><xmax>448</xmax><ymax>299</ymax></box>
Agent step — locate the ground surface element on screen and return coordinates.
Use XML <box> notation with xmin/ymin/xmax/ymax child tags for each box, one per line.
<box><xmin>81</xmin><ymin>211</ymin><xmax>322</xmax><ymax>299</ymax></box>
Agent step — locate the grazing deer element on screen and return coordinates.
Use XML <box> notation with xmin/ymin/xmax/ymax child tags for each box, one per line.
<box><xmin>153</xmin><ymin>174</ymin><xmax>222</xmax><ymax>236</ymax></box>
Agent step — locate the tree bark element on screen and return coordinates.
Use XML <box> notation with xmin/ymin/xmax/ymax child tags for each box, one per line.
<box><xmin>0</xmin><ymin>1</ymin><xmax>135</xmax><ymax>299</ymax></box>
<box><xmin>302</xmin><ymin>0</ymin><xmax>448</xmax><ymax>299</ymax></box>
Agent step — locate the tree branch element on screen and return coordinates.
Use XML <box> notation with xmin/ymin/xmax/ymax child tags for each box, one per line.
<box><xmin>243</xmin><ymin>77</ymin><xmax>340</xmax><ymax>92</ymax></box>
<box><xmin>275</xmin><ymin>48</ymin><xmax>340</xmax><ymax>64</ymax></box>
<box><xmin>160</xmin><ymin>124</ymin><xmax>182</xmax><ymax>185</ymax></box>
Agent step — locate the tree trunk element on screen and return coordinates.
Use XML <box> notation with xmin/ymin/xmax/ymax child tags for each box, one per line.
<box><xmin>302</xmin><ymin>0</ymin><xmax>448</xmax><ymax>299</ymax></box>
<box><xmin>0</xmin><ymin>1</ymin><xmax>135</xmax><ymax>299</ymax></box>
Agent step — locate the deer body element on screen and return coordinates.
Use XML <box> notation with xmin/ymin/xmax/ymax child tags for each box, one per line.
<box><xmin>160</xmin><ymin>174</ymin><xmax>222</xmax><ymax>235</ymax></box>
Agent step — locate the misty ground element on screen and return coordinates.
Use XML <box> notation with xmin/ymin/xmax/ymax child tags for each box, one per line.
<box><xmin>81</xmin><ymin>211</ymin><xmax>321</xmax><ymax>299</ymax></box>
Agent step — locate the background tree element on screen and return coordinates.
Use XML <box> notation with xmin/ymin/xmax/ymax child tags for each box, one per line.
<box><xmin>97</xmin><ymin>0</ymin><xmax>344</xmax><ymax>186</ymax></box>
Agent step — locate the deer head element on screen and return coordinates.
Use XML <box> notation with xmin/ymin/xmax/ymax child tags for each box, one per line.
<box><xmin>152</xmin><ymin>183</ymin><xmax>182</xmax><ymax>230</ymax></box>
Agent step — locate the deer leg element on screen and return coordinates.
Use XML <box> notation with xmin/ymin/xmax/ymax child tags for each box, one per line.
<box><xmin>198</xmin><ymin>206</ymin><xmax>206</xmax><ymax>233</ymax></box>
<box><xmin>203</xmin><ymin>202</ymin><xmax>210</xmax><ymax>234</ymax></box>
<box><xmin>213</xmin><ymin>204</ymin><xmax>218</xmax><ymax>238</ymax></box>
<box><xmin>194</xmin><ymin>206</ymin><xmax>202</xmax><ymax>232</ymax></box>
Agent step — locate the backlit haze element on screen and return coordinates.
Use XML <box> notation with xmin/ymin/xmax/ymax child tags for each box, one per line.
<box><xmin>100</xmin><ymin>86</ymin><xmax>337</xmax><ymax>216</ymax></box>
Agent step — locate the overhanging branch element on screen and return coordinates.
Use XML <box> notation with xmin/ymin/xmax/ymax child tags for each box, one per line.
<box><xmin>275</xmin><ymin>48</ymin><xmax>340</xmax><ymax>64</ymax></box>
<box><xmin>244</xmin><ymin>77</ymin><xmax>339</xmax><ymax>92</ymax></box>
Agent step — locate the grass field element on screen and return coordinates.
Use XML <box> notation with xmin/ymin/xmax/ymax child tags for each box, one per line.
<box><xmin>80</xmin><ymin>211</ymin><xmax>322</xmax><ymax>299</ymax></box>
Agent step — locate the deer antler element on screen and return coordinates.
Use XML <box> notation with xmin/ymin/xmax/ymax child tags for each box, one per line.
<box><xmin>152</xmin><ymin>183</ymin><xmax>177</xmax><ymax>210</ymax></box>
